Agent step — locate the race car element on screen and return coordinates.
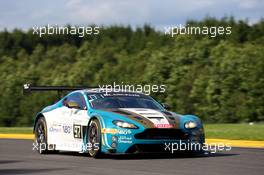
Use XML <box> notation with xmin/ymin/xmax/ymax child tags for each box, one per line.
<box><xmin>24</xmin><ymin>84</ymin><xmax>205</xmax><ymax>158</ymax></box>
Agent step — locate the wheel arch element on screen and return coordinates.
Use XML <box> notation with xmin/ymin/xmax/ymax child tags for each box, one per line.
<box><xmin>84</xmin><ymin>115</ymin><xmax>104</xmax><ymax>143</ymax></box>
<box><xmin>88</xmin><ymin>115</ymin><xmax>104</xmax><ymax>127</ymax></box>
<box><xmin>33</xmin><ymin>113</ymin><xmax>45</xmax><ymax>133</ymax></box>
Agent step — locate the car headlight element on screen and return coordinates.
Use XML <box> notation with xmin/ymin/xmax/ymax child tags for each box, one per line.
<box><xmin>113</xmin><ymin>120</ymin><xmax>138</xmax><ymax>129</ymax></box>
<box><xmin>184</xmin><ymin>121</ymin><xmax>197</xmax><ymax>129</ymax></box>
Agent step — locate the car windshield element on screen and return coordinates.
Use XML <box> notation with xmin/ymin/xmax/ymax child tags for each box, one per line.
<box><xmin>86</xmin><ymin>93</ymin><xmax>163</xmax><ymax>110</ymax></box>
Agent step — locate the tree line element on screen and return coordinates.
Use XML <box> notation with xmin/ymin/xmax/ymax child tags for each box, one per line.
<box><xmin>0</xmin><ymin>17</ymin><xmax>263</xmax><ymax>126</ymax></box>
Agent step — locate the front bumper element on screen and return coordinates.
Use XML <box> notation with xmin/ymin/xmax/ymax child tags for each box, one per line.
<box><xmin>101</xmin><ymin>128</ymin><xmax>205</xmax><ymax>154</ymax></box>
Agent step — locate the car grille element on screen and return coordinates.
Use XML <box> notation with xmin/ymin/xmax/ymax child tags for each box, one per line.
<box><xmin>134</xmin><ymin>129</ymin><xmax>188</xmax><ymax>140</ymax></box>
<box><xmin>126</xmin><ymin>144</ymin><xmax>166</xmax><ymax>153</ymax></box>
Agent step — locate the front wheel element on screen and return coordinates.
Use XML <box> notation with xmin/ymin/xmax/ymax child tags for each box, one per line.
<box><xmin>34</xmin><ymin>117</ymin><xmax>49</xmax><ymax>154</ymax></box>
<box><xmin>88</xmin><ymin>119</ymin><xmax>102</xmax><ymax>158</ymax></box>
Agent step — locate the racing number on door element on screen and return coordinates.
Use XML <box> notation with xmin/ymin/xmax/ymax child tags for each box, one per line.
<box><xmin>73</xmin><ymin>125</ymin><xmax>82</xmax><ymax>138</ymax></box>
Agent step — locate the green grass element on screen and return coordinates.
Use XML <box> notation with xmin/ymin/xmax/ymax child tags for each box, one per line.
<box><xmin>205</xmin><ymin>123</ymin><xmax>264</xmax><ymax>141</ymax></box>
<box><xmin>0</xmin><ymin>124</ymin><xmax>264</xmax><ymax>141</ymax></box>
<box><xmin>0</xmin><ymin>127</ymin><xmax>32</xmax><ymax>134</ymax></box>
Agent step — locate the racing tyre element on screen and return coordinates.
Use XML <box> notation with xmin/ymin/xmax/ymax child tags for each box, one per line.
<box><xmin>34</xmin><ymin>117</ymin><xmax>50</xmax><ymax>154</ymax></box>
<box><xmin>88</xmin><ymin>119</ymin><xmax>102</xmax><ymax>158</ymax></box>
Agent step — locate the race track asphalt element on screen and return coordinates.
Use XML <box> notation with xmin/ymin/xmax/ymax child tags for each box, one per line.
<box><xmin>0</xmin><ymin>139</ymin><xmax>263</xmax><ymax>175</ymax></box>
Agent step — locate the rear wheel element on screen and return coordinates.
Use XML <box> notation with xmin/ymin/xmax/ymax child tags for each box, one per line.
<box><xmin>34</xmin><ymin>117</ymin><xmax>49</xmax><ymax>154</ymax></box>
<box><xmin>88</xmin><ymin>119</ymin><xmax>102</xmax><ymax>158</ymax></box>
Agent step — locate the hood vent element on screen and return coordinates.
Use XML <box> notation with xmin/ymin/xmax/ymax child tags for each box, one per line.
<box><xmin>147</xmin><ymin>117</ymin><xmax>164</xmax><ymax>119</ymax></box>
<box><xmin>112</xmin><ymin>110</ymin><xmax>131</xmax><ymax>115</ymax></box>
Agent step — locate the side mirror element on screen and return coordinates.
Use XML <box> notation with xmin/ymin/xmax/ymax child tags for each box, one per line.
<box><xmin>66</xmin><ymin>100</ymin><xmax>80</xmax><ymax>109</ymax></box>
<box><xmin>161</xmin><ymin>103</ymin><xmax>171</xmax><ymax>110</ymax></box>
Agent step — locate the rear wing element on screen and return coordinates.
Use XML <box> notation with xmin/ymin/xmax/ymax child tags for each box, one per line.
<box><xmin>23</xmin><ymin>84</ymin><xmax>95</xmax><ymax>97</ymax></box>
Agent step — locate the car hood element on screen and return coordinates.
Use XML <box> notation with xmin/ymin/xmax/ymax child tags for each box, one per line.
<box><xmin>99</xmin><ymin>108</ymin><xmax>182</xmax><ymax>129</ymax></box>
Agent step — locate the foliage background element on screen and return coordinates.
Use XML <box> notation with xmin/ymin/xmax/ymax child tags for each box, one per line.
<box><xmin>0</xmin><ymin>17</ymin><xmax>263</xmax><ymax>126</ymax></box>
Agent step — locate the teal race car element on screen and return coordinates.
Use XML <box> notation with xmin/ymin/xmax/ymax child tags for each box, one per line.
<box><xmin>24</xmin><ymin>84</ymin><xmax>205</xmax><ymax>158</ymax></box>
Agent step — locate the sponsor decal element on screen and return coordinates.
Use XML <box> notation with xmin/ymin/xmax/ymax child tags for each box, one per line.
<box><xmin>49</xmin><ymin>122</ymin><xmax>63</xmax><ymax>133</ymax></box>
<box><xmin>49</xmin><ymin>127</ymin><xmax>62</xmax><ymax>133</ymax></box>
<box><xmin>155</xmin><ymin>124</ymin><xmax>173</xmax><ymax>128</ymax></box>
<box><xmin>118</xmin><ymin>136</ymin><xmax>133</xmax><ymax>144</ymax></box>
<box><xmin>49</xmin><ymin>122</ymin><xmax>73</xmax><ymax>134</ymax></box>
<box><xmin>101</xmin><ymin>128</ymin><xmax>132</xmax><ymax>135</ymax></box>
<box><xmin>102</xmin><ymin>128</ymin><xmax>118</xmax><ymax>134</ymax></box>
<box><xmin>117</xmin><ymin>129</ymin><xmax>132</xmax><ymax>135</ymax></box>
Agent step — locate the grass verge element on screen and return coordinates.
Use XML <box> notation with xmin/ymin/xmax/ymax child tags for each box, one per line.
<box><xmin>204</xmin><ymin>123</ymin><xmax>264</xmax><ymax>141</ymax></box>
<box><xmin>0</xmin><ymin>127</ymin><xmax>32</xmax><ymax>134</ymax></box>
